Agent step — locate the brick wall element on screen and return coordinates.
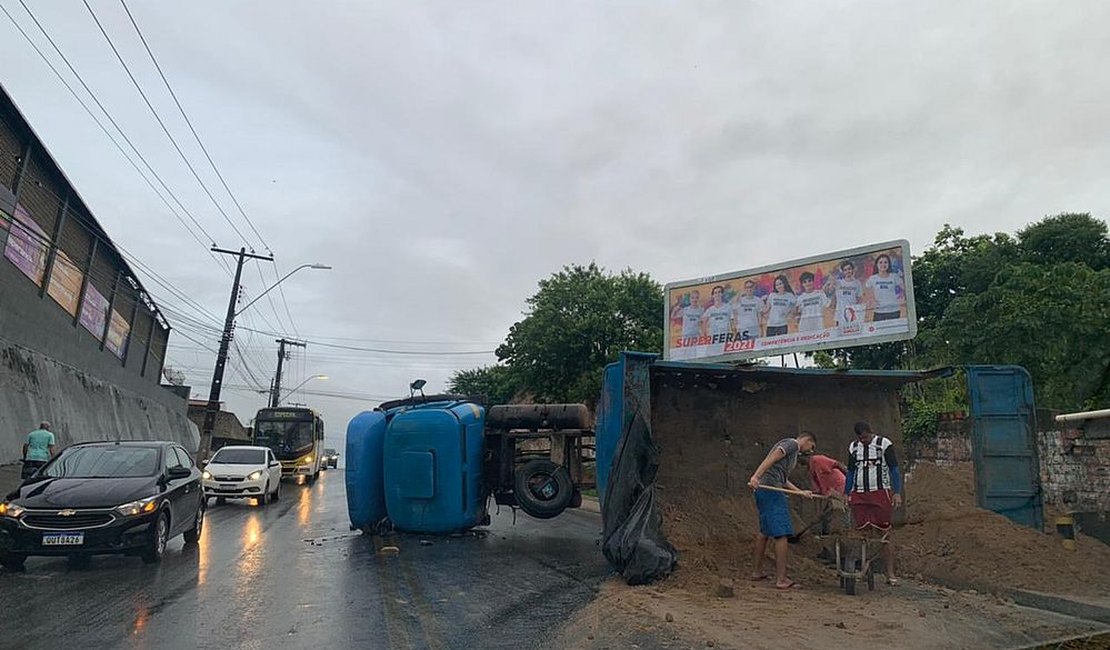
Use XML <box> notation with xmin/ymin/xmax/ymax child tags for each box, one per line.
<box><xmin>908</xmin><ymin>414</ymin><xmax>973</xmax><ymax>466</ymax></box>
<box><xmin>1037</xmin><ymin>428</ymin><xmax>1110</xmax><ymax>513</ymax></box>
<box><xmin>911</xmin><ymin>421</ymin><xmax>1110</xmax><ymax>514</ymax></box>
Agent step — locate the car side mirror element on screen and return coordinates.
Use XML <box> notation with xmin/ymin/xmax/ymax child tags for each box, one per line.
<box><xmin>269</xmin><ymin>461</ymin><xmax>280</xmax><ymax>468</ymax></box>
<box><xmin>167</xmin><ymin>466</ymin><xmax>192</xmax><ymax>480</ymax></box>
<box><xmin>201</xmin><ymin>459</ymin><xmax>209</xmax><ymax>467</ymax></box>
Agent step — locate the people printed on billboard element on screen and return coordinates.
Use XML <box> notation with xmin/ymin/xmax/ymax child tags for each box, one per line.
<box><xmin>666</xmin><ymin>242</ymin><xmax>913</xmax><ymax>362</ymax></box>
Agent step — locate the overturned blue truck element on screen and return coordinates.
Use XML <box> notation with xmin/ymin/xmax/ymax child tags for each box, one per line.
<box><xmin>345</xmin><ymin>387</ymin><xmax>596</xmax><ymax>534</ymax></box>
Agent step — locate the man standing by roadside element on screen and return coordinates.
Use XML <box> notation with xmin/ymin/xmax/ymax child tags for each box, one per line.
<box><xmin>845</xmin><ymin>421</ymin><xmax>903</xmax><ymax>585</ymax></box>
<box><xmin>747</xmin><ymin>432</ymin><xmax>816</xmax><ymax>590</ymax></box>
<box><xmin>22</xmin><ymin>421</ymin><xmax>56</xmax><ymax>479</ymax></box>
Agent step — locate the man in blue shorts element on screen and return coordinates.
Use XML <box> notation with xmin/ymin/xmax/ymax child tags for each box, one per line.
<box><xmin>747</xmin><ymin>431</ymin><xmax>816</xmax><ymax>589</ymax></box>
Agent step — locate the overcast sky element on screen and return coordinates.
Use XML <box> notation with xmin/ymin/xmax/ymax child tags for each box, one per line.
<box><xmin>2</xmin><ymin>1</ymin><xmax>1108</xmax><ymax>447</ymax></box>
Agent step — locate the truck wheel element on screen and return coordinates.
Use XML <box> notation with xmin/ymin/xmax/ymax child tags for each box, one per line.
<box><xmin>514</xmin><ymin>459</ymin><xmax>573</xmax><ymax>519</ymax></box>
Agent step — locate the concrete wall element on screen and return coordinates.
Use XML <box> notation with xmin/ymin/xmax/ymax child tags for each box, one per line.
<box><xmin>0</xmin><ymin>339</ymin><xmax>198</xmax><ymax>462</ymax></box>
<box><xmin>0</xmin><ymin>269</ymin><xmax>173</xmax><ymax>409</ymax></box>
<box><xmin>650</xmin><ymin>370</ymin><xmax>905</xmax><ymax>494</ymax></box>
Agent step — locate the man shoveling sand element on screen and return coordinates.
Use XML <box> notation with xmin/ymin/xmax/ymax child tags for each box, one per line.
<box><xmin>747</xmin><ymin>431</ymin><xmax>817</xmax><ymax>589</ymax></box>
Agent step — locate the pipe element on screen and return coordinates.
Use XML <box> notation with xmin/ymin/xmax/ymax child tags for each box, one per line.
<box><xmin>1055</xmin><ymin>409</ymin><xmax>1110</xmax><ymax>422</ymax></box>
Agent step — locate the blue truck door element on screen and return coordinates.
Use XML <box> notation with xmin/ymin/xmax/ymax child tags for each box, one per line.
<box><xmin>965</xmin><ymin>365</ymin><xmax>1044</xmax><ymax>530</ymax></box>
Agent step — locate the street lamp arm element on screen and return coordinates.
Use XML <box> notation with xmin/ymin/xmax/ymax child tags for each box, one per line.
<box><xmin>279</xmin><ymin>374</ymin><xmax>327</xmax><ymax>404</ymax></box>
<box><xmin>235</xmin><ymin>263</ymin><xmax>331</xmax><ymax>317</ymax></box>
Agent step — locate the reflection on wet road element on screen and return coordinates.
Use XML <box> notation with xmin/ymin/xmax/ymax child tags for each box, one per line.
<box><xmin>0</xmin><ymin>471</ymin><xmax>609</xmax><ymax>649</ymax></box>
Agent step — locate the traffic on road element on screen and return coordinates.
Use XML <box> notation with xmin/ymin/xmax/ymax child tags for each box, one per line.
<box><xmin>0</xmin><ymin>453</ymin><xmax>608</xmax><ymax>649</ymax></box>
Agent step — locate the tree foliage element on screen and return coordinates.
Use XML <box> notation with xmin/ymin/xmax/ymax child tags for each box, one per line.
<box><xmin>446</xmin><ymin>365</ymin><xmax>518</xmax><ymax>406</ymax></box>
<box><xmin>489</xmin><ymin>263</ymin><xmax>663</xmax><ymax>405</ymax></box>
<box><xmin>825</xmin><ymin>213</ymin><xmax>1110</xmax><ymax>411</ymax></box>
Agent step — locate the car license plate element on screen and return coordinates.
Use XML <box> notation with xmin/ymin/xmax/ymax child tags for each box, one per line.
<box><xmin>220</xmin><ymin>484</ymin><xmax>235</xmax><ymax>489</ymax></box>
<box><xmin>42</xmin><ymin>532</ymin><xmax>84</xmax><ymax>546</ymax></box>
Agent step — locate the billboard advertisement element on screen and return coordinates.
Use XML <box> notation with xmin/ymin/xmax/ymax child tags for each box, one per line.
<box><xmin>47</xmin><ymin>250</ymin><xmax>84</xmax><ymax>316</ymax></box>
<box><xmin>3</xmin><ymin>204</ymin><xmax>47</xmax><ymax>286</ymax></box>
<box><xmin>664</xmin><ymin>240</ymin><xmax>916</xmax><ymax>363</ymax></box>
<box><xmin>105</xmin><ymin>308</ymin><xmax>130</xmax><ymax>359</ymax></box>
<box><xmin>80</xmin><ymin>284</ymin><xmax>109</xmax><ymax>340</ymax></box>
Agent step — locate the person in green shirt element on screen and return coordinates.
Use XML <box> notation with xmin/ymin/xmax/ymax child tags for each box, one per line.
<box><xmin>22</xmin><ymin>421</ymin><xmax>56</xmax><ymax>478</ymax></box>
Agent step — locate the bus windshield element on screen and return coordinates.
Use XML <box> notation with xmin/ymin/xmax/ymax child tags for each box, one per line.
<box><xmin>254</xmin><ymin>419</ymin><xmax>314</xmax><ymax>454</ymax></box>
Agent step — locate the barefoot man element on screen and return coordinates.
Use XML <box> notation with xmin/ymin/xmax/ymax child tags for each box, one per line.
<box><xmin>747</xmin><ymin>432</ymin><xmax>816</xmax><ymax>589</ymax></box>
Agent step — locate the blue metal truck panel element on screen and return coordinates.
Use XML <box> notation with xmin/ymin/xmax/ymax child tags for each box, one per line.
<box><xmin>966</xmin><ymin>365</ymin><xmax>1044</xmax><ymax>530</ymax></box>
<box><xmin>596</xmin><ymin>352</ymin><xmax>658</xmax><ymax>504</ymax></box>
<box><xmin>383</xmin><ymin>401</ymin><xmax>486</xmax><ymax>533</ymax></box>
<box><xmin>345</xmin><ymin>410</ymin><xmax>388</xmax><ymax>531</ymax></box>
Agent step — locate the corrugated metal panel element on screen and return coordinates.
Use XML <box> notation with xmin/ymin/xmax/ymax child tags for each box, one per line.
<box><xmin>966</xmin><ymin>365</ymin><xmax>1044</xmax><ymax>530</ymax></box>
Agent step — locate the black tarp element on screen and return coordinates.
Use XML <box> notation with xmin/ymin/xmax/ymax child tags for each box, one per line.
<box><xmin>600</xmin><ymin>406</ymin><xmax>677</xmax><ymax>585</ymax></box>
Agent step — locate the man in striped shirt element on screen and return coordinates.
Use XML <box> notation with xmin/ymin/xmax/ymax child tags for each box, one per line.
<box><xmin>845</xmin><ymin>421</ymin><xmax>903</xmax><ymax>586</ymax></box>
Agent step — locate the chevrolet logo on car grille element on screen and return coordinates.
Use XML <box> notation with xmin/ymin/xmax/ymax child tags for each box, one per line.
<box><xmin>57</xmin><ymin>509</ymin><xmax>77</xmax><ymax>516</ymax></box>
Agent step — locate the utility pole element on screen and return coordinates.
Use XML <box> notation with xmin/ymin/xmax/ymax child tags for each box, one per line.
<box><xmin>200</xmin><ymin>246</ymin><xmax>273</xmax><ymax>460</ymax></box>
<box><xmin>270</xmin><ymin>338</ymin><xmax>306</xmax><ymax>407</ymax></box>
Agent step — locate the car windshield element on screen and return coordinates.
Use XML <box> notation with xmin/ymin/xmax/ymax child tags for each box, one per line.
<box><xmin>211</xmin><ymin>449</ymin><xmax>265</xmax><ymax>465</ymax></box>
<box><xmin>43</xmin><ymin>446</ymin><xmax>159</xmax><ymax>478</ymax></box>
<box><xmin>254</xmin><ymin>420</ymin><xmax>313</xmax><ymax>452</ymax></box>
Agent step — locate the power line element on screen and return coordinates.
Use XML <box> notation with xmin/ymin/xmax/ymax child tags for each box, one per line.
<box><xmin>117</xmin><ymin>0</ymin><xmax>270</xmax><ymax>251</ymax></box>
<box><xmin>0</xmin><ymin>2</ymin><xmax>232</xmax><ymax>282</ymax></box>
<box><xmin>81</xmin><ymin>0</ymin><xmax>254</xmax><ymax>247</ymax></box>
<box><xmin>10</xmin><ymin>0</ymin><xmax>227</xmax><ymax>254</ymax></box>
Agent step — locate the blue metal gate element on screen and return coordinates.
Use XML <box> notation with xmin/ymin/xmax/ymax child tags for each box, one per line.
<box><xmin>966</xmin><ymin>365</ymin><xmax>1043</xmax><ymax>530</ymax></box>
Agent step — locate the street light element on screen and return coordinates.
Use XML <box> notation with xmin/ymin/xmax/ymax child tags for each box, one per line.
<box><xmin>236</xmin><ymin>263</ymin><xmax>331</xmax><ymax>316</ymax></box>
<box><xmin>278</xmin><ymin>374</ymin><xmax>327</xmax><ymax>405</ymax></box>
<box><xmin>199</xmin><ymin>254</ymin><xmax>331</xmax><ymax>461</ymax></box>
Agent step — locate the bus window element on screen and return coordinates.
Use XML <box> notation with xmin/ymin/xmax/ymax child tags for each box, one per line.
<box><xmin>254</xmin><ymin>419</ymin><xmax>314</xmax><ymax>452</ymax></box>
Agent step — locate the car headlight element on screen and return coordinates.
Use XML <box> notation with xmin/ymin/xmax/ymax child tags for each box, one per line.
<box><xmin>301</xmin><ymin>455</ymin><xmax>313</xmax><ymax>465</ymax></box>
<box><xmin>0</xmin><ymin>502</ymin><xmax>25</xmax><ymax>518</ymax></box>
<box><xmin>115</xmin><ymin>497</ymin><xmax>159</xmax><ymax>517</ymax></box>
<box><xmin>247</xmin><ymin>470</ymin><xmax>263</xmax><ymax>481</ymax></box>
<box><xmin>202</xmin><ymin>470</ymin><xmax>212</xmax><ymax>480</ymax></box>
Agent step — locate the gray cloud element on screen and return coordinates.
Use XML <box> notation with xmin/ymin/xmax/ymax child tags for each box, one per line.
<box><xmin>1</xmin><ymin>0</ymin><xmax>1107</xmax><ymax>441</ymax></box>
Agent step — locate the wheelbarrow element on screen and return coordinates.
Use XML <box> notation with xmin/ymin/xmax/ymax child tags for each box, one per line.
<box><xmin>834</xmin><ymin>514</ymin><xmax>890</xmax><ymax>596</ymax></box>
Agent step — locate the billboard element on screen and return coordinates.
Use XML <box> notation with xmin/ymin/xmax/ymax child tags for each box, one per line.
<box><xmin>3</xmin><ymin>204</ymin><xmax>47</xmax><ymax>286</ymax></box>
<box><xmin>80</xmin><ymin>284</ymin><xmax>109</xmax><ymax>340</ymax></box>
<box><xmin>47</xmin><ymin>250</ymin><xmax>84</xmax><ymax>316</ymax></box>
<box><xmin>664</xmin><ymin>240</ymin><xmax>916</xmax><ymax>363</ymax></box>
<box><xmin>105</xmin><ymin>308</ymin><xmax>130</xmax><ymax>358</ymax></box>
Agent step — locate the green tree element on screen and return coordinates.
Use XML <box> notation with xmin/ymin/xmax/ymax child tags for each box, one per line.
<box><xmin>930</xmin><ymin>262</ymin><xmax>1110</xmax><ymax>409</ymax></box>
<box><xmin>447</xmin><ymin>365</ymin><xmax>518</xmax><ymax>406</ymax></box>
<box><xmin>1018</xmin><ymin>213</ymin><xmax>1110</xmax><ymax>270</ymax></box>
<box><xmin>495</xmin><ymin>263</ymin><xmax>663</xmax><ymax>404</ymax></box>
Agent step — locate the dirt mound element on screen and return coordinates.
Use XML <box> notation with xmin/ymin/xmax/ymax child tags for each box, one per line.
<box><xmin>655</xmin><ymin>450</ymin><xmax>1110</xmax><ymax>598</ymax></box>
<box><xmin>898</xmin><ymin>462</ymin><xmax>1110</xmax><ymax>597</ymax></box>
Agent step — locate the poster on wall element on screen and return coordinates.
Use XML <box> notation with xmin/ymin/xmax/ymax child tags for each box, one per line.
<box><xmin>79</xmin><ymin>284</ymin><xmax>109</xmax><ymax>340</ymax></box>
<box><xmin>105</xmin><ymin>309</ymin><xmax>130</xmax><ymax>358</ymax></box>
<box><xmin>663</xmin><ymin>239</ymin><xmax>916</xmax><ymax>363</ymax></box>
<box><xmin>3</xmin><ymin>204</ymin><xmax>47</xmax><ymax>285</ymax></box>
<box><xmin>47</xmin><ymin>250</ymin><xmax>84</xmax><ymax>316</ymax></box>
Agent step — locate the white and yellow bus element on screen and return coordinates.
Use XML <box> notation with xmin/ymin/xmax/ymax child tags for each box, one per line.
<box><xmin>253</xmin><ymin>407</ymin><xmax>325</xmax><ymax>483</ymax></box>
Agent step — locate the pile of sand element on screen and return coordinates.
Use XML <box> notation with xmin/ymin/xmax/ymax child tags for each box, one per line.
<box><xmin>898</xmin><ymin>462</ymin><xmax>1110</xmax><ymax>597</ymax></box>
<box><xmin>654</xmin><ymin>454</ymin><xmax>1110</xmax><ymax>598</ymax></box>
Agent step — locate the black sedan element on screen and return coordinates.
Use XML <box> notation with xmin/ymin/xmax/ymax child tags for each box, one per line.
<box><xmin>0</xmin><ymin>441</ymin><xmax>205</xmax><ymax>571</ymax></box>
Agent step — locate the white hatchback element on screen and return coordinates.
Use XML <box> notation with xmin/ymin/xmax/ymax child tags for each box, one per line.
<box><xmin>202</xmin><ymin>446</ymin><xmax>282</xmax><ymax>505</ymax></box>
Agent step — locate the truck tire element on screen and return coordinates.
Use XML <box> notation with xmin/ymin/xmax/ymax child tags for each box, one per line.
<box><xmin>514</xmin><ymin>459</ymin><xmax>573</xmax><ymax>519</ymax></box>
<box><xmin>487</xmin><ymin>404</ymin><xmax>590</xmax><ymax>430</ymax></box>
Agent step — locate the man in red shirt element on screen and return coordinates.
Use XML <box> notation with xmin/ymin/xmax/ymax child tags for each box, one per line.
<box><xmin>800</xmin><ymin>451</ymin><xmax>846</xmax><ymax>536</ymax></box>
<box><xmin>807</xmin><ymin>453</ymin><xmax>847</xmax><ymax>496</ymax></box>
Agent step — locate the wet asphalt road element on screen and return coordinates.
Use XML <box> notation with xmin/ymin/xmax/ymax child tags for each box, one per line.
<box><xmin>0</xmin><ymin>470</ymin><xmax>610</xmax><ymax>649</ymax></box>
